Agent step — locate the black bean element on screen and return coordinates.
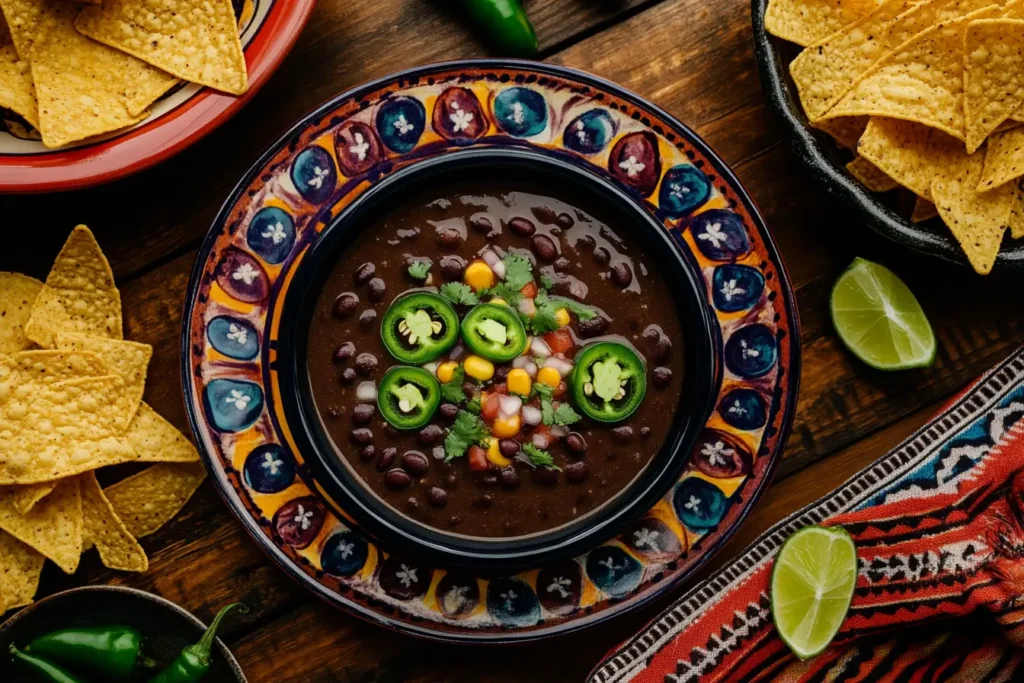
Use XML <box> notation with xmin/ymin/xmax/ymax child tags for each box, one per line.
<box><xmin>470</xmin><ymin>215</ymin><xmax>493</xmax><ymax>233</ymax></box>
<box><xmin>593</xmin><ymin>247</ymin><xmax>611</xmax><ymax>266</ymax></box>
<box><xmin>340</xmin><ymin>368</ymin><xmax>357</xmax><ymax>385</ymax></box>
<box><xmin>532</xmin><ymin>467</ymin><xmax>559</xmax><ymax>487</ymax></box>
<box><xmin>385</xmin><ymin>469</ymin><xmax>412</xmax><ymax>490</ymax></box>
<box><xmin>556</xmin><ymin>212</ymin><xmax>575</xmax><ymax>229</ymax></box>
<box><xmin>576</xmin><ymin>234</ymin><xmax>596</xmax><ymax>252</ymax></box>
<box><xmin>652</xmin><ymin>367</ymin><xmax>673</xmax><ymax>389</ymax></box>
<box><xmin>500</xmin><ymin>467</ymin><xmax>520</xmax><ymax>489</ymax></box>
<box><xmin>440</xmin><ymin>255</ymin><xmax>467</xmax><ymax>281</ymax></box>
<box><xmin>531</xmin><ymin>234</ymin><xmax>558</xmax><ymax>262</ymax></box>
<box><xmin>367</xmin><ymin>278</ymin><xmax>387</xmax><ymax>302</ymax></box>
<box><xmin>359</xmin><ymin>445</ymin><xmax>376</xmax><ymax>461</ymax></box>
<box><xmin>472</xmin><ymin>494</ymin><xmax>494</xmax><ymax>509</ymax></box>
<box><xmin>611</xmin><ymin>262</ymin><xmax>634</xmax><ymax>288</ymax></box>
<box><xmin>565</xmin><ymin>461</ymin><xmax>590</xmax><ymax>483</ymax></box>
<box><xmin>577</xmin><ymin>316</ymin><xmax>609</xmax><ymax>339</ymax></box>
<box><xmin>438</xmin><ymin>229</ymin><xmax>463</xmax><ymax>249</ymax></box>
<box><xmin>565</xmin><ymin>432</ymin><xmax>588</xmax><ymax>454</ymax></box>
<box><xmin>405</xmin><ymin>497</ymin><xmax>421</xmax><ymax>514</ymax></box>
<box><xmin>462</xmin><ymin>381</ymin><xmax>477</xmax><ymax>399</ymax></box>
<box><xmin>326</xmin><ymin>406</ymin><xmax>343</xmax><ymax>419</ymax></box>
<box><xmin>611</xmin><ymin>426</ymin><xmax>634</xmax><ymax>444</ymax></box>
<box><xmin>350</xmin><ymin>428</ymin><xmax>373</xmax><ymax>445</ymax></box>
<box><xmin>401</xmin><ymin>450</ymin><xmax>430</xmax><ymax>476</ymax></box>
<box><xmin>640</xmin><ymin>426</ymin><xmax>652</xmax><ymax>439</ymax></box>
<box><xmin>476</xmin><ymin>473</ymin><xmax>500</xmax><ymax>488</ymax></box>
<box><xmin>375</xmin><ymin>447</ymin><xmax>397</xmax><ymax>472</ymax></box>
<box><xmin>549</xmin><ymin>226</ymin><xmax>562</xmax><ymax>237</ymax></box>
<box><xmin>355</xmin><ymin>353</ymin><xmax>378</xmax><ymax>376</ymax></box>
<box><xmin>554</xmin><ymin>257</ymin><xmax>570</xmax><ymax>272</ymax></box>
<box><xmin>352</xmin><ymin>403</ymin><xmax>376</xmax><ymax>425</ymax></box>
<box><xmin>354</xmin><ymin>262</ymin><xmax>376</xmax><ymax>285</ymax></box>
<box><xmin>359</xmin><ymin>309</ymin><xmax>377</xmax><ymax>329</ymax></box>
<box><xmin>332</xmin><ymin>292</ymin><xmax>359</xmax><ymax>318</ymax></box>
<box><xmin>333</xmin><ymin>342</ymin><xmax>356</xmax><ymax>363</ymax></box>
<box><xmin>643</xmin><ymin>327</ymin><xmax>672</xmax><ymax>362</ymax></box>
<box><xmin>444</xmin><ymin>472</ymin><xmax>459</xmax><ymax>488</ymax></box>
<box><xmin>530</xmin><ymin>206</ymin><xmax>557</xmax><ymax>224</ymax></box>
<box><xmin>509</xmin><ymin>217</ymin><xmax>537</xmax><ymax>237</ymax></box>
<box><xmin>418</xmin><ymin>424</ymin><xmax>444</xmax><ymax>447</ymax></box>
<box><xmin>498</xmin><ymin>439</ymin><xmax>520</xmax><ymax>458</ymax></box>
<box><xmin>438</xmin><ymin>403</ymin><xmax>460</xmax><ymax>420</ymax></box>
<box><xmin>426</xmin><ymin>487</ymin><xmax>448</xmax><ymax>508</ymax></box>
<box><xmin>493</xmin><ymin>365</ymin><xmax>510</xmax><ymax>383</ymax></box>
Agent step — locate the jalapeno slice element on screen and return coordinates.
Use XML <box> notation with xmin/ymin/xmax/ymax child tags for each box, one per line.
<box><xmin>570</xmin><ymin>342</ymin><xmax>647</xmax><ymax>423</ymax></box>
<box><xmin>381</xmin><ymin>292</ymin><xmax>460</xmax><ymax>364</ymax></box>
<box><xmin>377</xmin><ymin>366</ymin><xmax>441</xmax><ymax>430</ymax></box>
<box><xmin>460</xmin><ymin>303</ymin><xmax>529</xmax><ymax>362</ymax></box>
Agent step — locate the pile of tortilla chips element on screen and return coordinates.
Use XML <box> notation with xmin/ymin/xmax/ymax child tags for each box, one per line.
<box><xmin>0</xmin><ymin>226</ymin><xmax>207</xmax><ymax>613</ymax></box>
<box><xmin>766</xmin><ymin>0</ymin><xmax>1024</xmax><ymax>274</ymax></box>
<box><xmin>0</xmin><ymin>0</ymin><xmax>247</xmax><ymax>149</ymax></box>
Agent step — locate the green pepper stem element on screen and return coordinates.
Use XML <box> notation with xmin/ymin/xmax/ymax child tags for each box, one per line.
<box><xmin>188</xmin><ymin>603</ymin><xmax>243</xmax><ymax>665</ymax></box>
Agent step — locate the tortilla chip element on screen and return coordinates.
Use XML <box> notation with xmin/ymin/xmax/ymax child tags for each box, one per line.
<box><xmin>0</xmin><ymin>375</ymin><xmax>138</xmax><ymax>485</ymax></box>
<box><xmin>0</xmin><ymin>530</ymin><xmax>44</xmax><ymax>610</ymax></box>
<box><xmin>0</xmin><ymin>349</ymin><xmax>107</xmax><ymax>384</ymax></box>
<box><xmin>0</xmin><ymin>477</ymin><xmax>81</xmax><ymax>574</ymax></box>
<box><xmin>931</xmin><ymin>132</ymin><xmax>1014</xmax><ymax>274</ymax></box>
<box><xmin>11</xmin><ymin>482</ymin><xmax>55</xmax><ymax>514</ymax></box>
<box><xmin>0</xmin><ymin>273</ymin><xmax>42</xmax><ymax>355</ymax></box>
<box><xmin>25</xmin><ymin>226</ymin><xmax>122</xmax><ymax>349</ymax></box>
<box><xmin>125</xmin><ymin>402</ymin><xmax>201</xmax><ymax>464</ymax></box>
<box><xmin>765</xmin><ymin>0</ymin><xmax>882</xmax><ymax>46</ymax></box>
<box><xmin>81</xmin><ymin>472</ymin><xmax>148</xmax><ymax>572</ymax></box>
<box><xmin>963</xmin><ymin>19</ymin><xmax>1024</xmax><ymax>153</ymax></box>
<box><xmin>76</xmin><ymin>0</ymin><xmax>247</xmax><ymax>96</ymax></box>
<box><xmin>54</xmin><ymin>333</ymin><xmax>151</xmax><ymax>424</ymax></box>
<box><xmin>828</xmin><ymin>6</ymin><xmax>1003</xmax><ymax>141</ymax></box>
<box><xmin>810</xmin><ymin>115</ymin><xmax>869</xmax><ymax>150</ymax></box>
<box><xmin>979</xmin><ymin>126</ymin><xmax>1024</xmax><ymax>191</ymax></box>
<box><xmin>1009</xmin><ymin>184</ymin><xmax>1024</xmax><ymax>238</ymax></box>
<box><xmin>911</xmin><ymin>197</ymin><xmax>940</xmax><ymax>222</ymax></box>
<box><xmin>857</xmin><ymin>117</ymin><xmax>937</xmax><ymax>198</ymax></box>
<box><xmin>0</xmin><ymin>0</ymin><xmax>45</xmax><ymax>59</ymax></box>
<box><xmin>847</xmin><ymin>155</ymin><xmax>900</xmax><ymax>191</ymax></box>
<box><xmin>104</xmin><ymin>462</ymin><xmax>206</xmax><ymax>539</ymax></box>
<box><xmin>0</xmin><ymin>16</ymin><xmax>36</xmax><ymax>128</ymax></box>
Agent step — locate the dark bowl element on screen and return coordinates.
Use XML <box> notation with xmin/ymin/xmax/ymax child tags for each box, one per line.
<box><xmin>277</xmin><ymin>147</ymin><xmax>719</xmax><ymax>572</ymax></box>
<box><xmin>0</xmin><ymin>586</ymin><xmax>246</xmax><ymax>681</ymax></box>
<box><xmin>751</xmin><ymin>0</ymin><xmax>1024</xmax><ymax>272</ymax></box>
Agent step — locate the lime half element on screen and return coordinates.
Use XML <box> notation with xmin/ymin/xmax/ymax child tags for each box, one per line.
<box><xmin>830</xmin><ymin>258</ymin><xmax>936</xmax><ymax>370</ymax></box>
<box><xmin>771</xmin><ymin>525</ymin><xmax>856</xmax><ymax>660</ymax></box>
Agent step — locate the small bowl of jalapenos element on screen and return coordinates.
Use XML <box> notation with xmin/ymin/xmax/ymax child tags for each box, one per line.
<box><xmin>280</xmin><ymin>148</ymin><xmax>718</xmax><ymax>570</ymax></box>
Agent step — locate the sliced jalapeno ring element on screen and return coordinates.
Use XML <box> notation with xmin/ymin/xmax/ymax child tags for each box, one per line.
<box><xmin>460</xmin><ymin>303</ymin><xmax>528</xmax><ymax>362</ymax></box>
<box><xmin>377</xmin><ymin>366</ymin><xmax>441</xmax><ymax>430</ymax></box>
<box><xmin>381</xmin><ymin>292</ymin><xmax>460</xmax><ymax>364</ymax></box>
<box><xmin>570</xmin><ymin>341</ymin><xmax>647</xmax><ymax>423</ymax></box>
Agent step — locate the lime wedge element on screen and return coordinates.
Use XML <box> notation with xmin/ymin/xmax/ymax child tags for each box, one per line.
<box><xmin>830</xmin><ymin>258</ymin><xmax>936</xmax><ymax>370</ymax></box>
<box><xmin>771</xmin><ymin>525</ymin><xmax>857</xmax><ymax>660</ymax></box>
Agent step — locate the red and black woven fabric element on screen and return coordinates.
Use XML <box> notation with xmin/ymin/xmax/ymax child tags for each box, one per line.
<box><xmin>589</xmin><ymin>348</ymin><xmax>1024</xmax><ymax>682</ymax></box>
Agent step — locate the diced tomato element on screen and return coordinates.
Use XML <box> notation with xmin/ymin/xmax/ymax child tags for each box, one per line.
<box><xmin>544</xmin><ymin>329</ymin><xmax>574</xmax><ymax>355</ymax></box>
<box><xmin>520</xmin><ymin>281</ymin><xmax>538</xmax><ymax>298</ymax></box>
<box><xmin>491</xmin><ymin>383</ymin><xmax>508</xmax><ymax>395</ymax></box>
<box><xmin>553</xmin><ymin>381</ymin><xmax>567</xmax><ymax>400</ymax></box>
<box><xmin>482</xmin><ymin>393</ymin><xmax>501</xmax><ymax>421</ymax></box>
<box><xmin>467</xmin><ymin>446</ymin><xmax>491</xmax><ymax>472</ymax></box>
<box><xmin>531</xmin><ymin>423</ymin><xmax>553</xmax><ymax>448</ymax></box>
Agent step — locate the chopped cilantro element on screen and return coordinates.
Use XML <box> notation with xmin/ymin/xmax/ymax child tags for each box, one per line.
<box><xmin>531</xmin><ymin>383</ymin><xmax>556</xmax><ymax>425</ymax></box>
<box><xmin>529</xmin><ymin>291</ymin><xmax>597</xmax><ymax>333</ymax></box>
<box><xmin>540</xmin><ymin>273</ymin><xmax>554</xmax><ymax>291</ymax></box>
<box><xmin>407</xmin><ymin>260</ymin><xmax>431</xmax><ymax>280</ymax></box>
<box><xmin>550</xmin><ymin>296</ymin><xmax>598</xmax><ymax>321</ymax></box>
<box><xmin>440</xmin><ymin>366</ymin><xmax>467</xmax><ymax>404</ymax></box>
<box><xmin>552</xmin><ymin>402</ymin><xmax>582</xmax><ymax>426</ymax></box>
<box><xmin>444</xmin><ymin>410</ymin><xmax>490</xmax><ymax>461</ymax></box>
<box><xmin>480</xmin><ymin>282</ymin><xmax>523</xmax><ymax>306</ymax></box>
<box><xmin>503</xmin><ymin>253</ymin><xmax>534</xmax><ymax>290</ymax></box>
<box><xmin>522</xmin><ymin>443</ymin><xmax>559</xmax><ymax>470</ymax></box>
<box><xmin>466</xmin><ymin>393</ymin><xmax>482</xmax><ymax>414</ymax></box>
<box><xmin>439</xmin><ymin>282</ymin><xmax>479</xmax><ymax>306</ymax></box>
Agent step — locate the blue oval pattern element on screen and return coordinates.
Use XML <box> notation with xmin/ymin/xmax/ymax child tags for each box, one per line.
<box><xmin>203</xmin><ymin>378</ymin><xmax>264</xmax><ymax>432</ymax></box>
<box><xmin>376</xmin><ymin>96</ymin><xmax>426</xmax><ymax>153</ymax></box>
<box><xmin>585</xmin><ymin>546</ymin><xmax>642</xmax><ymax>598</ymax></box>
<box><xmin>291</xmin><ymin>145</ymin><xmax>337</xmax><ymax>204</ymax></box>
<box><xmin>493</xmin><ymin>87</ymin><xmax>548</xmax><ymax>137</ymax></box>
<box><xmin>486</xmin><ymin>577</ymin><xmax>540</xmax><ymax>627</ymax></box>
<box><xmin>207</xmin><ymin>316</ymin><xmax>259</xmax><ymax>361</ymax></box>
<box><xmin>659</xmin><ymin>165</ymin><xmax>712</xmax><ymax>219</ymax></box>
<box><xmin>564</xmin><ymin>109</ymin><xmax>615</xmax><ymax>154</ymax></box>
<box><xmin>320</xmin><ymin>531</ymin><xmax>369</xmax><ymax>578</ymax></box>
<box><xmin>243</xmin><ymin>444</ymin><xmax>296</xmax><ymax>493</ymax></box>
<box><xmin>673</xmin><ymin>477</ymin><xmax>728</xmax><ymax>532</ymax></box>
<box><xmin>725</xmin><ymin>324</ymin><xmax>778</xmax><ymax>378</ymax></box>
<box><xmin>712</xmin><ymin>264</ymin><xmax>765</xmax><ymax>312</ymax></box>
<box><xmin>719</xmin><ymin>388</ymin><xmax>769</xmax><ymax>431</ymax></box>
<box><xmin>246</xmin><ymin>207</ymin><xmax>295</xmax><ymax>265</ymax></box>
<box><xmin>691</xmin><ymin>209</ymin><xmax>751</xmax><ymax>262</ymax></box>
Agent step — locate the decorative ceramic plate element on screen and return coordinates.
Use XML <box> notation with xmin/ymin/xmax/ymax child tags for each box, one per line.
<box><xmin>182</xmin><ymin>60</ymin><xmax>801</xmax><ymax>642</ymax></box>
<box><xmin>0</xmin><ymin>0</ymin><xmax>315</xmax><ymax>193</ymax></box>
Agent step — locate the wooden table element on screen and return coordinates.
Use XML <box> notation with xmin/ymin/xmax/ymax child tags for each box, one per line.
<box><xmin>7</xmin><ymin>1</ymin><xmax>1024</xmax><ymax>680</ymax></box>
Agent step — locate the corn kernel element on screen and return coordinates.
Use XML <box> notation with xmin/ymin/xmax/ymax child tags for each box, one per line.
<box><xmin>486</xmin><ymin>438</ymin><xmax>513</xmax><ymax>467</ymax></box>
<box><xmin>464</xmin><ymin>355</ymin><xmax>495</xmax><ymax>381</ymax></box>
<box><xmin>464</xmin><ymin>260</ymin><xmax>496</xmax><ymax>290</ymax></box>
<box><xmin>490</xmin><ymin>297</ymin><xmax>508</xmax><ymax>306</ymax></box>
<box><xmin>554</xmin><ymin>308</ymin><xmax>571</xmax><ymax>327</ymax></box>
<box><xmin>507</xmin><ymin>368</ymin><xmax>532</xmax><ymax>396</ymax></box>
<box><xmin>492</xmin><ymin>414</ymin><xmax>522</xmax><ymax>438</ymax></box>
<box><xmin>537</xmin><ymin>366</ymin><xmax>561</xmax><ymax>388</ymax></box>
<box><xmin>436</xmin><ymin>361</ymin><xmax>458</xmax><ymax>384</ymax></box>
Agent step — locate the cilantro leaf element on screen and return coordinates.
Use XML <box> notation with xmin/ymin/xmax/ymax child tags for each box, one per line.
<box><xmin>407</xmin><ymin>260</ymin><xmax>431</xmax><ymax>280</ymax></box>
<box><xmin>522</xmin><ymin>443</ymin><xmax>559</xmax><ymax>470</ymax></box>
<box><xmin>480</xmin><ymin>282</ymin><xmax>522</xmax><ymax>306</ymax></box>
<box><xmin>552</xmin><ymin>402</ymin><xmax>582</xmax><ymax>426</ymax></box>
<box><xmin>540</xmin><ymin>273</ymin><xmax>554</xmax><ymax>291</ymax></box>
<box><xmin>439</xmin><ymin>282</ymin><xmax>479</xmax><ymax>306</ymax></box>
<box><xmin>530</xmin><ymin>305</ymin><xmax>560</xmax><ymax>334</ymax></box>
<box><xmin>531</xmin><ymin>384</ymin><xmax>556</xmax><ymax>425</ymax></box>
<box><xmin>550</xmin><ymin>296</ymin><xmax>598</xmax><ymax>321</ymax></box>
<box><xmin>502</xmin><ymin>253</ymin><xmax>534</xmax><ymax>291</ymax></box>
<box><xmin>466</xmin><ymin>393</ymin><xmax>482</xmax><ymax>414</ymax></box>
<box><xmin>444</xmin><ymin>410</ymin><xmax>490</xmax><ymax>461</ymax></box>
<box><xmin>440</xmin><ymin>366</ymin><xmax>467</xmax><ymax>404</ymax></box>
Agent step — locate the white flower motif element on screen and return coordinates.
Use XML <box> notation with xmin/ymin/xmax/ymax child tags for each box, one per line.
<box><xmin>307</xmin><ymin>166</ymin><xmax>330</xmax><ymax>190</ymax></box>
<box><xmin>449</xmin><ymin>102</ymin><xmax>474</xmax><ymax>133</ymax></box>
<box><xmin>670</xmin><ymin>182</ymin><xmax>691</xmax><ymax>199</ymax></box>
<box><xmin>546</xmin><ymin>577</ymin><xmax>572</xmax><ymax>599</ymax></box>
<box><xmin>698</xmin><ymin>221</ymin><xmax>726</xmax><ymax>249</ymax></box>
<box><xmin>336</xmin><ymin>540</ymin><xmax>354</xmax><ymax>560</ymax></box>
<box><xmin>396</xmin><ymin>564</ymin><xmax>418</xmax><ymax>587</ymax></box>
<box><xmin>633</xmin><ymin>528</ymin><xmax>661</xmax><ymax>551</ymax></box>
<box><xmin>261</xmin><ymin>451</ymin><xmax>283</xmax><ymax>475</ymax></box>
<box><xmin>224</xmin><ymin>389</ymin><xmax>251</xmax><ymax>411</ymax></box>
<box><xmin>728</xmin><ymin>399</ymin><xmax>747</xmax><ymax>417</ymax></box>
<box><xmin>619</xmin><ymin>155</ymin><xmax>645</xmax><ymax>177</ymax></box>
<box><xmin>701</xmin><ymin>441</ymin><xmax>734</xmax><ymax>467</ymax></box>
<box><xmin>232</xmin><ymin>263</ymin><xmax>259</xmax><ymax>285</ymax></box>
<box><xmin>684</xmin><ymin>495</ymin><xmax>701</xmax><ymax>512</ymax></box>
<box><xmin>740</xmin><ymin>339</ymin><xmax>760</xmax><ymax>359</ymax></box>
<box><xmin>226</xmin><ymin>323</ymin><xmax>248</xmax><ymax>346</ymax></box>
<box><xmin>720</xmin><ymin>279</ymin><xmax>745</xmax><ymax>302</ymax></box>
<box><xmin>261</xmin><ymin>221</ymin><xmax>288</xmax><ymax>244</ymax></box>
<box><xmin>509</xmin><ymin>101</ymin><xmax>526</xmax><ymax>125</ymax></box>
<box><xmin>293</xmin><ymin>504</ymin><xmax>314</xmax><ymax>530</ymax></box>
<box><xmin>500</xmin><ymin>590</ymin><xmax>518</xmax><ymax>611</ymax></box>
<box><xmin>599</xmin><ymin>557</ymin><xmax>627</xmax><ymax>575</ymax></box>
<box><xmin>393</xmin><ymin>114</ymin><xmax>414</xmax><ymax>136</ymax></box>
<box><xmin>349</xmin><ymin>132</ymin><xmax>370</xmax><ymax>161</ymax></box>
<box><xmin>443</xmin><ymin>585</ymin><xmax>470</xmax><ymax>612</ymax></box>
<box><xmin>575</xmin><ymin>120</ymin><xmax>587</xmax><ymax>143</ymax></box>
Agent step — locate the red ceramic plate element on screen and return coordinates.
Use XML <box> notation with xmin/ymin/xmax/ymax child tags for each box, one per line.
<box><xmin>0</xmin><ymin>0</ymin><xmax>315</xmax><ymax>194</ymax></box>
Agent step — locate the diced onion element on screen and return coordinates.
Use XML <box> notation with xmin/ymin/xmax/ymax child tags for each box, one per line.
<box><xmin>549</xmin><ymin>425</ymin><xmax>568</xmax><ymax>438</ymax></box>
<box><xmin>544</xmin><ymin>356</ymin><xmax>574</xmax><ymax>377</ymax></box>
<box><xmin>449</xmin><ymin>343</ymin><xmax>465</xmax><ymax>360</ymax></box>
<box><xmin>518</xmin><ymin>297</ymin><xmax>536</xmax><ymax>317</ymax></box>
<box><xmin>522</xmin><ymin>405</ymin><xmax>542</xmax><ymax>426</ymax></box>
<box><xmin>422</xmin><ymin>362</ymin><xmax>439</xmax><ymax>375</ymax></box>
<box><xmin>512</xmin><ymin>355</ymin><xmax>531</xmax><ymax>369</ymax></box>
<box><xmin>481</xmin><ymin>250</ymin><xmax>506</xmax><ymax>279</ymax></box>
<box><xmin>499</xmin><ymin>394</ymin><xmax>522</xmax><ymax>418</ymax></box>
<box><xmin>356</xmin><ymin>381</ymin><xmax>377</xmax><ymax>403</ymax></box>
<box><xmin>530</xmin><ymin>337</ymin><xmax>551</xmax><ymax>358</ymax></box>
<box><xmin>532</xmin><ymin>433</ymin><xmax>551</xmax><ymax>449</ymax></box>
<box><xmin>524</xmin><ymin>361</ymin><xmax>538</xmax><ymax>378</ymax></box>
